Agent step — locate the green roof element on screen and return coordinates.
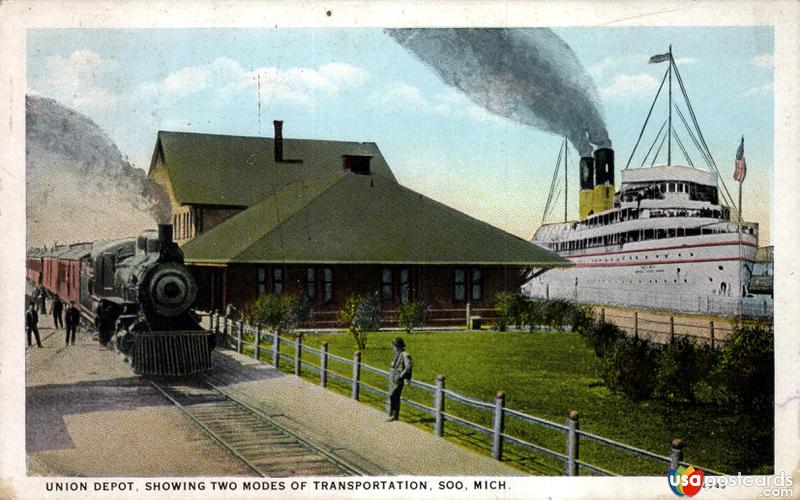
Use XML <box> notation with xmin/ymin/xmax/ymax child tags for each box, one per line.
<box><xmin>151</xmin><ymin>131</ymin><xmax>397</xmax><ymax>207</ymax></box>
<box><xmin>182</xmin><ymin>171</ymin><xmax>569</xmax><ymax>267</ymax></box>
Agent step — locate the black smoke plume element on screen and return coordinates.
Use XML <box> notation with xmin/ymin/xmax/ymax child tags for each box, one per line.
<box><xmin>26</xmin><ymin>94</ymin><xmax>171</xmax><ymax>248</ymax></box>
<box><xmin>386</xmin><ymin>28</ymin><xmax>610</xmax><ymax>156</ymax></box>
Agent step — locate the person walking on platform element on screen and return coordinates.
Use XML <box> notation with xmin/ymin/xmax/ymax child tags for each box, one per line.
<box><xmin>26</xmin><ymin>302</ymin><xmax>42</xmax><ymax>348</ymax></box>
<box><xmin>65</xmin><ymin>301</ymin><xmax>80</xmax><ymax>346</ymax></box>
<box><xmin>52</xmin><ymin>296</ymin><xmax>64</xmax><ymax>330</ymax></box>
<box><xmin>39</xmin><ymin>288</ymin><xmax>47</xmax><ymax>315</ymax></box>
<box><xmin>386</xmin><ymin>337</ymin><xmax>412</xmax><ymax>422</ymax></box>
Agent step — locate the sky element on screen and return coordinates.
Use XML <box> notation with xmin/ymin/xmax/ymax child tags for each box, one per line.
<box><xmin>27</xmin><ymin>27</ymin><xmax>774</xmax><ymax>244</ymax></box>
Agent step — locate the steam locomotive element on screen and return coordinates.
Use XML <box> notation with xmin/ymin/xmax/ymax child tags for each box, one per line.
<box><xmin>27</xmin><ymin>224</ymin><xmax>214</xmax><ymax>375</ymax></box>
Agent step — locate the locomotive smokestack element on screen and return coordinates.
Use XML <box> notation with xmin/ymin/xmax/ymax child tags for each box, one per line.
<box><xmin>158</xmin><ymin>224</ymin><xmax>173</xmax><ymax>245</ymax></box>
<box><xmin>274</xmin><ymin>120</ymin><xmax>284</xmax><ymax>162</ymax></box>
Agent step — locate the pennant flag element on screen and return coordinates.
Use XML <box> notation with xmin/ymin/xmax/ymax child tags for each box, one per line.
<box><xmin>649</xmin><ymin>53</ymin><xmax>671</xmax><ymax>64</ymax></box>
<box><xmin>734</xmin><ymin>137</ymin><xmax>747</xmax><ymax>182</ymax></box>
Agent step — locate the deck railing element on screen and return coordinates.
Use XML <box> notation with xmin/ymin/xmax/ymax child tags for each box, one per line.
<box><xmin>207</xmin><ymin>313</ymin><xmax>725</xmax><ymax>477</ymax></box>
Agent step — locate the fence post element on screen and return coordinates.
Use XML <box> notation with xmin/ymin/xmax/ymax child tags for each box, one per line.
<box><xmin>213</xmin><ymin>311</ymin><xmax>220</xmax><ymax>335</ymax></box>
<box><xmin>670</xmin><ymin>316</ymin><xmax>675</xmax><ymax>343</ymax></box>
<box><xmin>320</xmin><ymin>342</ymin><xmax>328</xmax><ymax>388</ymax></box>
<box><xmin>492</xmin><ymin>391</ymin><xmax>506</xmax><ymax>460</ymax></box>
<box><xmin>237</xmin><ymin>319</ymin><xmax>243</xmax><ymax>354</ymax></box>
<box><xmin>600</xmin><ymin>308</ymin><xmax>605</xmax><ymax>323</ymax></box>
<box><xmin>294</xmin><ymin>333</ymin><xmax>302</xmax><ymax>376</ymax></box>
<box><xmin>255</xmin><ymin>324</ymin><xmax>261</xmax><ymax>360</ymax></box>
<box><xmin>465</xmin><ymin>302</ymin><xmax>471</xmax><ymax>328</ymax></box>
<box><xmin>434</xmin><ymin>374</ymin><xmax>446</xmax><ymax>438</ymax></box>
<box><xmin>709</xmin><ymin>321</ymin><xmax>715</xmax><ymax>349</ymax></box>
<box><xmin>351</xmin><ymin>351</ymin><xmax>361</xmax><ymax>401</ymax></box>
<box><xmin>566</xmin><ymin>410</ymin><xmax>580</xmax><ymax>476</ymax></box>
<box><xmin>669</xmin><ymin>438</ymin><xmax>683</xmax><ymax>470</ymax></box>
<box><xmin>273</xmin><ymin>329</ymin><xmax>280</xmax><ymax>368</ymax></box>
<box><xmin>634</xmin><ymin>311</ymin><xmax>639</xmax><ymax>338</ymax></box>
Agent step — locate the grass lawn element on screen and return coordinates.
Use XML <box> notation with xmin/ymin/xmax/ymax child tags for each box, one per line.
<box><xmin>242</xmin><ymin>329</ymin><xmax>772</xmax><ymax>476</ymax></box>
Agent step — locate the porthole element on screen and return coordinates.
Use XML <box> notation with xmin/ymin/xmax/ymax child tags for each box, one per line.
<box><xmin>709</xmin><ymin>277</ymin><xmax>713</xmax><ymax>282</ymax></box>
<box><xmin>718</xmin><ymin>266</ymin><xmax>724</xmax><ymax>270</ymax></box>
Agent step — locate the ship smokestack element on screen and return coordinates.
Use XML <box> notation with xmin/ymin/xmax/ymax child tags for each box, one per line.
<box><xmin>578</xmin><ymin>156</ymin><xmax>595</xmax><ymax>220</ymax></box>
<box><xmin>579</xmin><ymin>156</ymin><xmax>595</xmax><ymax>190</ymax></box>
<box><xmin>593</xmin><ymin>148</ymin><xmax>614</xmax><ymax>186</ymax></box>
<box><xmin>591</xmin><ymin>148</ymin><xmax>616</xmax><ymax>215</ymax></box>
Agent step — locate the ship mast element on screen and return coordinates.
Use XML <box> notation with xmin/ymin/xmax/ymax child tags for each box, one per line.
<box><xmin>564</xmin><ymin>138</ymin><xmax>568</xmax><ymax>222</ymax></box>
<box><xmin>667</xmin><ymin>44</ymin><xmax>672</xmax><ymax>166</ymax></box>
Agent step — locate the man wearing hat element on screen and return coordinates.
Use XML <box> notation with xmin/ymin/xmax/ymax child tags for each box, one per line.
<box><xmin>387</xmin><ymin>337</ymin><xmax>412</xmax><ymax>422</ymax></box>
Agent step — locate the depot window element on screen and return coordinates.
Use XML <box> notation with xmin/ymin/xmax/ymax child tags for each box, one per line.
<box><xmin>454</xmin><ymin>269</ymin><xmax>466</xmax><ymax>302</ymax></box>
<box><xmin>399</xmin><ymin>268</ymin><xmax>411</xmax><ymax>304</ymax></box>
<box><xmin>323</xmin><ymin>268</ymin><xmax>333</xmax><ymax>303</ymax></box>
<box><xmin>306</xmin><ymin>268</ymin><xmax>316</xmax><ymax>300</ymax></box>
<box><xmin>382</xmin><ymin>268</ymin><xmax>393</xmax><ymax>302</ymax></box>
<box><xmin>272</xmin><ymin>267</ymin><xmax>284</xmax><ymax>295</ymax></box>
<box><xmin>257</xmin><ymin>268</ymin><xmax>266</xmax><ymax>295</ymax></box>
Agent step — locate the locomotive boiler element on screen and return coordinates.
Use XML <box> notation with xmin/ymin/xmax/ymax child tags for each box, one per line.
<box><xmin>92</xmin><ymin>224</ymin><xmax>214</xmax><ymax>375</ymax></box>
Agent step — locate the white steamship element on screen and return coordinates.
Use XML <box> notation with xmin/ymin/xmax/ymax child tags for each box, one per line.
<box><xmin>524</xmin><ymin>49</ymin><xmax>765</xmax><ymax>317</ymax></box>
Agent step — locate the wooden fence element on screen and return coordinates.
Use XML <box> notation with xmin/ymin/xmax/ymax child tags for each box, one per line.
<box><xmin>596</xmin><ymin>307</ymin><xmax>742</xmax><ymax>347</ymax></box>
<box><xmin>207</xmin><ymin>313</ymin><xmax>725</xmax><ymax>476</ymax></box>
<box><xmin>295</xmin><ymin>305</ymin><xmax>500</xmax><ymax>329</ymax></box>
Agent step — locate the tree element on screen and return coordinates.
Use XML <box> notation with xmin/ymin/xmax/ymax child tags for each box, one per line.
<box><xmin>339</xmin><ymin>293</ymin><xmax>382</xmax><ymax>350</ymax></box>
<box><xmin>246</xmin><ymin>293</ymin><xmax>312</xmax><ymax>335</ymax></box>
<box><xmin>397</xmin><ymin>300</ymin><xmax>427</xmax><ymax>333</ymax></box>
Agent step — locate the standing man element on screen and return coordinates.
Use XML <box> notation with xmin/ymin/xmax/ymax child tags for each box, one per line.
<box><xmin>386</xmin><ymin>337</ymin><xmax>412</xmax><ymax>422</ymax></box>
<box><xmin>26</xmin><ymin>302</ymin><xmax>42</xmax><ymax>348</ymax></box>
<box><xmin>52</xmin><ymin>295</ymin><xmax>64</xmax><ymax>330</ymax></box>
<box><xmin>39</xmin><ymin>288</ymin><xmax>47</xmax><ymax>315</ymax></box>
<box><xmin>65</xmin><ymin>301</ymin><xmax>80</xmax><ymax>346</ymax></box>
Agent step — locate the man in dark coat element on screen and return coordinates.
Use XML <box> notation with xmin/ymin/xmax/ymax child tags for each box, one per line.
<box><xmin>52</xmin><ymin>296</ymin><xmax>64</xmax><ymax>330</ymax></box>
<box><xmin>26</xmin><ymin>302</ymin><xmax>42</xmax><ymax>348</ymax></box>
<box><xmin>65</xmin><ymin>301</ymin><xmax>80</xmax><ymax>345</ymax></box>
<box><xmin>386</xmin><ymin>337</ymin><xmax>412</xmax><ymax>422</ymax></box>
<box><xmin>39</xmin><ymin>288</ymin><xmax>47</xmax><ymax>315</ymax></box>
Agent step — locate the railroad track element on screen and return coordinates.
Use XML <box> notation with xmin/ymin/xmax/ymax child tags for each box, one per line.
<box><xmin>150</xmin><ymin>377</ymin><xmax>362</xmax><ymax>477</ymax></box>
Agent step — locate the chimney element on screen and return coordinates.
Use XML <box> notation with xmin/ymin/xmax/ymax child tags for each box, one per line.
<box><xmin>579</xmin><ymin>156</ymin><xmax>595</xmax><ymax>190</ymax></box>
<box><xmin>342</xmin><ymin>154</ymin><xmax>372</xmax><ymax>175</ymax></box>
<box><xmin>593</xmin><ymin>148</ymin><xmax>615</xmax><ymax>186</ymax></box>
<box><xmin>273</xmin><ymin>120</ymin><xmax>283</xmax><ymax>162</ymax></box>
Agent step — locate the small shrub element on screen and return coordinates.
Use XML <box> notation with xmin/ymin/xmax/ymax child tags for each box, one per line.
<box><xmin>339</xmin><ymin>293</ymin><xmax>382</xmax><ymax>351</ymax></box>
<box><xmin>655</xmin><ymin>336</ymin><xmax>716</xmax><ymax>402</ymax></box>
<box><xmin>581</xmin><ymin>321</ymin><xmax>624</xmax><ymax>358</ymax></box>
<box><xmin>397</xmin><ymin>301</ymin><xmax>427</xmax><ymax>333</ymax></box>
<box><xmin>569</xmin><ymin>305</ymin><xmax>595</xmax><ymax>335</ymax></box>
<box><xmin>603</xmin><ymin>336</ymin><xmax>660</xmax><ymax>400</ymax></box>
<box><xmin>519</xmin><ymin>297</ymin><xmax>545</xmax><ymax>331</ymax></box>
<box><xmin>542</xmin><ymin>299</ymin><xmax>574</xmax><ymax>331</ymax></box>
<box><xmin>246</xmin><ymin>293</ymin><xmax>312</xmax><ymax>334</ymax></box>
<box><xmin>712</xmin><ymin>324</ymin><xmax>773</xmax><ymax>410</ymax></box>
<box><xmin>494</xmin><ymin>292</ymin><xmax>518</xmax><ymax>331</ymax></box>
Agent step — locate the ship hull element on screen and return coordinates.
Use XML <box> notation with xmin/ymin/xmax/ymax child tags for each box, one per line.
<box><xmin>524</xmin><ymin>231</ymin><xmax>759</xmax><ymax>317</ymax></box>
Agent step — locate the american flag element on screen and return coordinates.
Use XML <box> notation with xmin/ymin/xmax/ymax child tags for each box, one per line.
<box><xmin>734</xmin><ymin>137</ymin><xmax>747</xmax><ymax>182</ymax></box>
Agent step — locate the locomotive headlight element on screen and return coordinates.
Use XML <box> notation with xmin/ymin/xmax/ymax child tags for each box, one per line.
<box><xmin>144</xmin><ymin>263</ymin><xmax>197</xmax><ymax>317</ymax></box>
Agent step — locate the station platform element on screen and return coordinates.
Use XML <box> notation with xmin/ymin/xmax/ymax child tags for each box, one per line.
<box><xmin>25</xmin><ymin>311</ymin><xmax>520</xmax><ymax>477</ymax></box>
<box><xmin>207</xmin><ymin>349</ymin><xmax>521</xmax><ymax>476</ymax></box>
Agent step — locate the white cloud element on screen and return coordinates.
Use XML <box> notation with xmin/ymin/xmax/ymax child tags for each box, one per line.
<box><xmin>37</xmin><ymin>50</ymin><xmax>120</xmax><ymax>111</ymax></box>
<box><xmin>369</xmin><ymin>81</ymin><xmax>428</xmax><ymax>109</ymax></box>
<box><xmin>600</xmin><ymin>73</ymin><xmax>660</xmax><ymax>98</ymax></box>
<box><xmin>744</xmin><ymin>82</ymin><xmax>773</xmax><ymax>96</ymax></box>
<box><xmin>752</xmin><ymin>53</ymin><xmax>773</xmax><ymax>68</ymax></box>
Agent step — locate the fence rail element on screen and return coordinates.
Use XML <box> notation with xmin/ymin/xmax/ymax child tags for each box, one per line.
<box><xmin>207</xmin><ymin>313</ymin><xmax>725</xmax><ymax>477</ymax></box>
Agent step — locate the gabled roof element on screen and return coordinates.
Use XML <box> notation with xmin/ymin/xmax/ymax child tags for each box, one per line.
<box><xmin>182</xmin><ymin>171</ymin><xmax>570</xmax><ymax>267</ymax></box>
<box><xmin>149</xmin><ymin>131</ymin><xmax>397</xmax><ymax>207</ymax></box>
